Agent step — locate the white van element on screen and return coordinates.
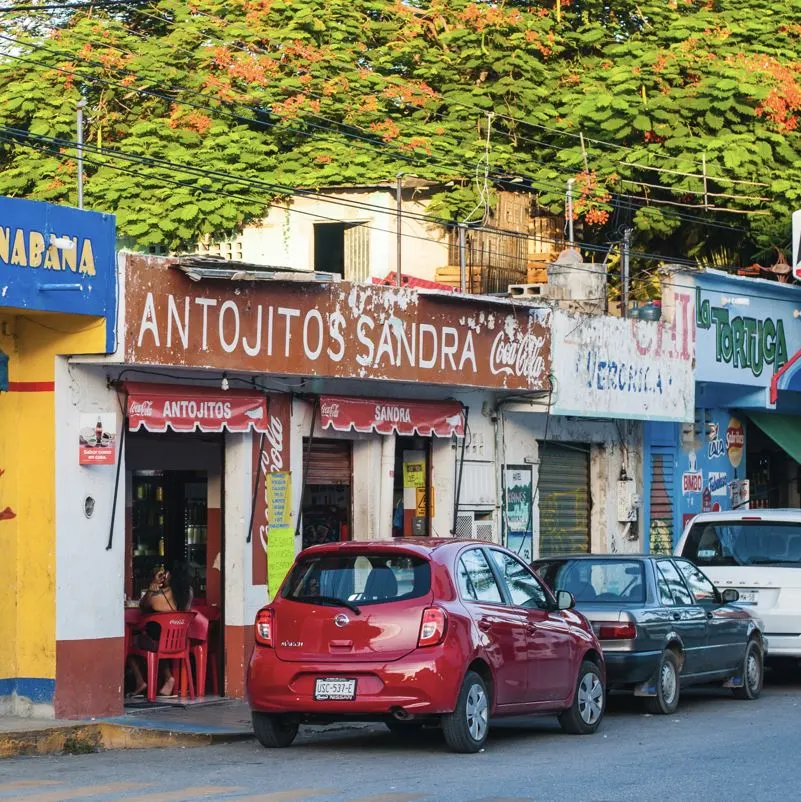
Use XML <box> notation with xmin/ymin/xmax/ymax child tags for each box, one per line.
<box><xmin>676</xmin><ymin>510</ymin><xmax>801</xmax><ymax>666</ymax></box>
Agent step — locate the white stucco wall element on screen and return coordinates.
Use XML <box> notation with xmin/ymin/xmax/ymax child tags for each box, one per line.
<box><xmin>222</xmin><ymin>189</ymin><xmax>448</xmax><ymax>281</ymax></box>
<box><xmin>55</xmin><ymin>363</ymin><xmax>125</xmax><ymax>642</ymax></box>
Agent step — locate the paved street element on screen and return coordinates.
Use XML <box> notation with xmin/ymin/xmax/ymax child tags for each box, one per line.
<box><xmin>1</xmin><ymin>675</ymin><xmax>798</xmax><ymax>802</ymax></box>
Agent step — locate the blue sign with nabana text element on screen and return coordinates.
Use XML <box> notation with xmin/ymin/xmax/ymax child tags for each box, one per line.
<box><xmin>0</xmin><ymin>196</ymin><xmax>116</xmax><ymax>351</ymax></box>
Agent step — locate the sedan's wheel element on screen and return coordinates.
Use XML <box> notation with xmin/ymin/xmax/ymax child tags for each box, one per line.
<box><xmin>733</xmin><ymin>639</ymin><xmax>764</xmax><ymax>700</ymax></box>
<box><xmin>558</xmin><ymin>660</ymin><xmax>605</xmax><ymax>735</ymax></box>
<box><xmin>442</xmin><ymin>671</ymin><xmax>489</xmax><ymax>753</ymax></box>
<box><xmin>644</xmin><ymin>650</ymin><xmax>680</xmax><ymax>715</ymax></box>
<box><xmin>252</xmin><ymin>712</ymin><xmax>299</xmax><ymax>748</ymax></box>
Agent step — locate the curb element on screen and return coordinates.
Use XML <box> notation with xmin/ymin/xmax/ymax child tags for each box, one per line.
<box><xmin>0</xmin><ymin>722</ymin><xmax>253</xmax><ymax>759</ymax></box>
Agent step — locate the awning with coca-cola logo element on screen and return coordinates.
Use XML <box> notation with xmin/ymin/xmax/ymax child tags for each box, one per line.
<box><xmin>125</xmin><ymin>382</ymin><xmax>268</xmax><ymax>433</ymax></box>
<box><xmin>319</xmin><ymin>395</ymin><xmax>464</xmax><ymax>437</ymax></box>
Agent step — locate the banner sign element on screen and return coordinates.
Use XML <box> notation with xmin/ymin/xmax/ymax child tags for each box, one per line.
<box><xmin>504</xmin><ymin>465</ymin><xmax>533</xmax><ymax>562</ymax></box>
<box><xmin>320</xmin><ymin>395</ymin><xmax>464</xmax><ymax>438</ymax></box>
<box><xmin>124</xmin><ymin>255</ymin><xmax>552</xmax><ymax>392</ymax></box>
<box><xmin>125</xmin><ymin>382</ymin><xmax>267</xmax><ymax>433</ymax></box>
<box><xmin>251</xmin><ymin>394</ymin><xmax>292</xmax><ymax>586</ymax></box>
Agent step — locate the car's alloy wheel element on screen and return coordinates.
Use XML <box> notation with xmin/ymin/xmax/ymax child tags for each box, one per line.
<box><xmin>733</xmin><ymin>639</ymin><xmax>764</xmax><ymax>700</ymax></box>
<box><xmin>578</xmin><ymin>670</ymin><xmax>604</xmax><ymax>725</ymax></box>
<box><xmin>644</xmin><ymin>649</ymin><xmax>680</xmax><ymax>715</ymax></box>
<box><xmin>558</xmin><ymin>660</ymin><xmax>605</xmax><ymax>735</ymax></box>
<box><xmin>442</xmin><ymin>670</ymin><xmax>490</xmax><ymax>753</ymax></box>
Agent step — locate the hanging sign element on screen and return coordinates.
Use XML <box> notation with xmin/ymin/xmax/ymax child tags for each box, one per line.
<box><xmin>79</xmin><ymin>412</ymin><xmax>117</xmax><ymax>465</ymax></box>
<box><xmin>266</xmin><ymin>472</ymin><xmax>292</xmax><ymax>529</ymax></box>
<box><xmin>267</xmin><ymin>526</ymin><xmax>296</xmax><ymax>600</ymax></box>
<box><xmin>321</xmin><ymin>395</ymin><xmax>464</xmax><ymax>437</ymax></box>
<box><xmin>251</xmin><ymin>394</ymin><xmax>292</xmax><ymax>585</ymax></box>
<box><xmin>126</xmin><ymin>382</ymin><xmax>268</xmax><ymax>433</ymax></box>
<box><xmin>505</xmin><ymin>465</ymin><xmax>533</xmax><ymax>561</ymax></box>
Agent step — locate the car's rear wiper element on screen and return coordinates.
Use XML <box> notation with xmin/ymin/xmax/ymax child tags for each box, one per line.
<box><xmin>297</xmin><ymin>594</ymin><xmax>362</xmax><ymax>615</ymax></box>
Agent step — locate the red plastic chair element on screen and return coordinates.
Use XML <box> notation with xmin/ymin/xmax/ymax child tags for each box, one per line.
<box><xmin>185</xmin><ymin>610</ymin><xmax>220</xmax><ymax>697</ymax></box>
<box><xmin>128</xmin><ymin>612</ymin><xmax>196</xmax><ymax>702</ymax></box>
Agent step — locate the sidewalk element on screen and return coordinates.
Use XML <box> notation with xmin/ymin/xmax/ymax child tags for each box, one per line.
<box><xmin>0</xmin><ymin>698</ymin><xmax>254</xmax><ymax>759</ymax></box>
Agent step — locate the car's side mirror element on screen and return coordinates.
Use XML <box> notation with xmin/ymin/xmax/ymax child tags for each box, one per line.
<box><xmin>556</xmin><ymin>590</ymin><xmax>575</xmax><ymax>610</ymax></box>
<box><xmin>721</xmin><ymin>588</ymin><xmax>740</xmax><ymax>604</ymax></box>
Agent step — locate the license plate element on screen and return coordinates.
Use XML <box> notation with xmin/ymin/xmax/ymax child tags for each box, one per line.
<box><xmin>737</xmin><ymin>590</ymin><xmax>759</xmax><ymax>604</ymax></box>
<box><xmin>314</xmin><ymin>678</ymin><xmax>356</xmax><ymax>701</ymax></box>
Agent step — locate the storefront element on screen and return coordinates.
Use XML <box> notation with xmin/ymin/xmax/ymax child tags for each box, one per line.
<box><xmin>529</xmin><ymin>305</ymin><xmax>695</xmax><ymax>558</ymax></box>
<box><xmin>644</xmin><ymin>269</ymin><xmax>801</xmax><ymax>552</ymax></box>
<box><xmin>57</xmin><ymin>252</ymin><xmax>552</xmax><ymax>717</ymax></box>
<box><xmin>0</xmin><ymin>196</ymin><xmax>116</xmax><ymax>717</ymax></box>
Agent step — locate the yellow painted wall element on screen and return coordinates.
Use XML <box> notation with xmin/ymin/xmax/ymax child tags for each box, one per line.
<box><xmin>0</xmin><ymin>311</ymin><xmax>106</xmax><ymax>690</ymax></box>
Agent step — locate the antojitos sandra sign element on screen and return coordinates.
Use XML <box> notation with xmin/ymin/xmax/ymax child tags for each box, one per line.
<box><xmin>124</xmin><ymin>256</ymin><xmax>552</xmax><ymax>391</ymax></box>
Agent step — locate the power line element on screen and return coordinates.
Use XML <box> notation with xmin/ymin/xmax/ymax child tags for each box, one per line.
<box><xmin>35</xmin><ymin>3</ymin><xmax>773</xmax><ymax>206</ymax></box>
<box><xmin>0</xmin><ymin>124</ymin><xmax>704</xmax><ymax>271</ymax></box>
<box><xmin>0</xmin><ymin>31</ymin><xmax>765</xmax><ymax>237</ymax></box>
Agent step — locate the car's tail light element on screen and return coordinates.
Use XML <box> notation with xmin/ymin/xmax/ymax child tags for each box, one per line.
<box><xmin>596</xmin><ymin>622</ymin><xmax>637</xmax><ymax>640</ymax></box>
<box><xmin>418</xmin><ymin>606</ymin><xmax>447</xmax><ymax>647</ymax></box>
<box><xmin>255</xmin><ymin>608</ymin><xmax>274</xmax><ymax>647</ymax></box>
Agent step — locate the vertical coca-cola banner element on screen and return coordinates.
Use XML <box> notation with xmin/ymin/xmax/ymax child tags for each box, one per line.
<box><xmin>251</xmin><ymin>395</ymin><xmax>292</xmax><ymax>585</ymax></box>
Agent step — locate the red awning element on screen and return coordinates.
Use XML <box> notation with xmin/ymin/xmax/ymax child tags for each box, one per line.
<box><xmin>125</xmin><ymin>382</ymin><xmax>268</xmax><ymax>433</ymax></box>
<box><xmin>319</xmin><ymin>395</ymin><xmax>464</xmax><ymax>437</ymax></box>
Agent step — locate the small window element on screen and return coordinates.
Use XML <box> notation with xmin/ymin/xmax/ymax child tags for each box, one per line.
<box><xmin>457</xmin><ymin>548</ymin><xmax>503</xmax><ymax>604</ymax></box>
<box><xmin>488</xmin><ymin>549</ymin><xmax>549</xmax><ymax>610</ymax></box>
<box><xmin>675</xmin><ymin>559</ymin><xmax>717</xmax><ymax>603</ymax></box>
<box><xmin>656</xmin><ymin>560</ymin><xmax>693</xmax><ymax>606</ymax></box>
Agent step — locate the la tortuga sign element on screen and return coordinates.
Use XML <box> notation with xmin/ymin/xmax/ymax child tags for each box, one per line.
<box><xmin>125</xmin><ymin>256</ymin><xmax>552</xmax><ymax>391</ymax></box>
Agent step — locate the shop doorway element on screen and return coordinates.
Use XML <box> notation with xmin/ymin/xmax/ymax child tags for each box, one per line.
<box><xmin>125</xmin><ymin>431</ymin><xmax>224</xmax><ymax>701</ymax></box>
<box><xmin>301</xmin><ymin>439</ymin><xmax>353</xmax><ymax>549</ymax></box>
<box><xmin>394</xmin><ymin>436</ymin><xmax>432</xmax><ymax>537</ymax></box>
<box><xmin>746</xmin><ymin>418</ymin><xmax>801</xmax><ymax>509</ymax></box>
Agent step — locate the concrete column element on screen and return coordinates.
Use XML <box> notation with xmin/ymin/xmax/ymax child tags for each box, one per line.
<box><xmin>378</xmin><ymin>435</ymin><xmax>396</xmax><ymax>540</ymax></box>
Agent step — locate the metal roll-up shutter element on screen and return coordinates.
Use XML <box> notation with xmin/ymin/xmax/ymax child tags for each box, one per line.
<box><xmin>648</xmin><ymin>445</ymin><xmax>676</xmax><ymax>554</ymax></box>
<box><xmin>538</xmin><ymin>443</ymin><xmax>590</xmax><ymax>556</ymax></box>
<box><xmin>304</xmin><ymin>439</ymin><xmax>352</xmax><ymax>485</ymax></box>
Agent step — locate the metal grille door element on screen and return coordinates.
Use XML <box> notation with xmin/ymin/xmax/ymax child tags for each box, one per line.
<box><xmin>538</xmin><ymin>443</ymin><xmax>591</xmax><ymax>556</ymax></box>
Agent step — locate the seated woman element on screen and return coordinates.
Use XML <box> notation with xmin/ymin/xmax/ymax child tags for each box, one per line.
<box><xmin>127</xmin><ymin>563</ymin><xmax>194</xmax><ymax>698</ymax></box>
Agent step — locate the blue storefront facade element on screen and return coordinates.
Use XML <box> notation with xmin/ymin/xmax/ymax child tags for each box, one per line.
<box><xmin>643</xmin><ymin>269</ymin><xmax>801</xmax><ymax>553</ymax></box>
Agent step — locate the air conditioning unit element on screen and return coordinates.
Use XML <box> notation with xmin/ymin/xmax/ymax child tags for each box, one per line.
<box><xmin>455</xmin><ymin>512</ymin><xmax>474</xmax><ymax>539</ymax></box>
<box><xmin>473</xmin><ymin>519</ymin><xmax>497</xmax><ymax>542</ymax></box>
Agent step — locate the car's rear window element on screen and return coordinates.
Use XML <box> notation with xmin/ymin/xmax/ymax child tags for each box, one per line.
<box><xmin>681</xmin><ymin>521</ymin><xmax>801</xmax><ymax>567</ymax></box>
<box><xmin>283</xmin><ymin>552</ymin><xmax>431</xmax><ymax>606</ymax></box>
<box><xmin>534</xmin><ymin>559</ymin><xmax>646</xmax><ymax>603</ymax></box>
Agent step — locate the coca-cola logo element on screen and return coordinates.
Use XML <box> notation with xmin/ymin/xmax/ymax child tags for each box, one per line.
<box><xmin>490</xmin><ymin>331</ymin><xmax>546</xmax><ymax>383</ymax></box>
<box><xmin>129</xmin><ymin>399</ymin><xmax>154</xmax><ymax>417</ymax></box>
<box><xmin>320</xmin><ymin>401</ymin><xmax>340</xmax><ymax>418</ymax></box>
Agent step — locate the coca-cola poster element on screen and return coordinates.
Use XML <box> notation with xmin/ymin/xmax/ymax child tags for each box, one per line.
<box><xmin>252</xmin><ymin>394</ymin><xmax>292</xmax><ymax>586</ymax></box>
<box><xmin>124</xmin><ymin>255</ymin><xmax>552</xmax><ymax>392</ymax></box>
<box><xmin>79</xmin><ymin>412</ymin><xmax>117</xmax><ymax>465</ymax></box>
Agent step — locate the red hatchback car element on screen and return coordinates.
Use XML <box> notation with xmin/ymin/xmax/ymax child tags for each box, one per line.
<box><xmin>248</xmin><ymin>539</ymin><xmax>606</xmax><ymax>753</ymax></box>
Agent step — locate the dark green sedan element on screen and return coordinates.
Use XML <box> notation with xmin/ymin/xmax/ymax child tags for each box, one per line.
<box><xmin>532</xmin><ymin>554</ymin><xmax>765</xmax><ymax>714</ymax></box>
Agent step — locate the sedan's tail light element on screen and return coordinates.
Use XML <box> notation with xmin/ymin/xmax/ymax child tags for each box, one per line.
<box><xmin>596</xmin><ymin>622</ymin><xmax>637</xmax><ymax>640</ymax></box>
<box><xmin>418</xmin><ymin>607</ymin><xmax>447</xmax><ymax>647</ymax></box>
<box><xmin>255</xmin><ymin>608</ymin><xmax>274</xmax><ymax>647</ymax></box>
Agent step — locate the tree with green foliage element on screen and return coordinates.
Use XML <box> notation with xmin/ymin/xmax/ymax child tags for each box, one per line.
<box><xmin>0</xmin><ymin>0</ymin><xmax>800</xmax><ymax>269</ymax></box>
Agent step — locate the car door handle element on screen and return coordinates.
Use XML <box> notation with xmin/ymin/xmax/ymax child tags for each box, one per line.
<box><xmin>706</xmin><ymin>611</ymin><xmax>714</xmax><ymax>620</ymax></box>
<box><xmin>672</xmin><ymin>612</ymin><xmax>681</xmax><ymax>621</ymax></box>
<box><xmin>478</xmin><ymin>620</ymin><xmax>492</xmax><ymax>632</ymax></box>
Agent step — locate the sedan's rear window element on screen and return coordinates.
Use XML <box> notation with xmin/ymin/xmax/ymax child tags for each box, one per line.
<box><xmin>535</xmin><ymin>559</ymin><xmax>645</xmax><ymax>604</ymax></box>
<box><xmin>681</xmin><ymin>521</ymin><xmax>801</xmax><ymax>567</ymax></box>
<box><xmin>283</xmin><ymin>552</ymin><xmax>431</xmax><ymax>606</ymax></box>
